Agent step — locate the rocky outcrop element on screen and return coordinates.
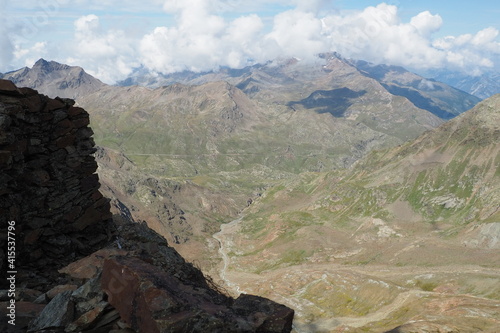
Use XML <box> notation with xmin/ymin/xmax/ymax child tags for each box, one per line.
<box><xmin>101</xmin><ymin>255</ymin><xmax>294</xmax><ymax>333</ymax></box>
<box><xmin>0</xmin><ymin>79</ymin><xmax>112</xmax><ymax>283</ymax></box>
<box><xmin>0</xmin><ymin>80</ymin><xmax>294</xmax><ymax>333</ymax></box>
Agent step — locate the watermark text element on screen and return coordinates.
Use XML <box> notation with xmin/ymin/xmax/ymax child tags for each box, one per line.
<box><xmin>6</xmin><ymin>220</ymin><xmax>16</xmax><ymax>326</ymax></box>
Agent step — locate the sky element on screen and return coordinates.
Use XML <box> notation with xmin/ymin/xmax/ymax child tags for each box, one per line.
<box><xmin>1</xmin><ymin>0</ymin><xmax>499</xmax><ymax>83</ymax></box>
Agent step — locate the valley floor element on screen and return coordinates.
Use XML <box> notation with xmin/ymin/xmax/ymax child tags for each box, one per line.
<box><xmin>213</xmin><ymin>216</ymin><xmax>500</xmax><ymax>332</ymax></box>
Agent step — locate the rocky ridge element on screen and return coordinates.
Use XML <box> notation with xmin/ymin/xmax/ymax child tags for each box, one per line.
<box><xmin>0</xmin><ymin>80</ymin><xmax>294</xmax><ymax>333</ymax></box>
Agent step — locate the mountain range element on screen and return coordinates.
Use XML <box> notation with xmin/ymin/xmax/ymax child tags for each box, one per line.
<box><xmin>73</xmin><ymin>55</ymin><xmax>478</xmax><ymax>263</ymax></box>
<box><xmin>1</xmin><ymin>56</ymin><xmax>499</xmax><ymax>332</ymax></box>
<box><xmin>426</xmin><ymin>69</ymin><xmax>500</xmax><ymax>100</ymax></box>
<box><xmin>220</xmin><ymin>93</ymin><xmax>499</xmax><ymax>331</ymax></box>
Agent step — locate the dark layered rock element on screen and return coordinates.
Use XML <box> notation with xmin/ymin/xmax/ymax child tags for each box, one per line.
<box><xmin>28</xmin><ymin>290</ymin><xmax>75</xmax><ymax>331</ymax></box>
<box><xmin>0</xmin><ymin>79</ymin><xmax>112</xmax><ymax>286</ymax></box>
<box><xmin>0</xmin><ymin>80</ymin><xmax>294</xmax><ymax>332</ymax></box>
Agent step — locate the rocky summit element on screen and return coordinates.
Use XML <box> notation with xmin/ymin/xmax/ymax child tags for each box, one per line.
<box><xmin>0</xmin><ymin>80</ymin><xmax>294</xmax><ymax>333</ymax></box>
<box><xmin>1</xmin><ymin>59</ymin><xmax>106</xmax><ymax>100</ymax></box>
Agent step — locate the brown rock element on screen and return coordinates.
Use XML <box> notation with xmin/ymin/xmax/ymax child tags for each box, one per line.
<box><xmin>68</xmin><ymin>106</ymin><xmax>86</xmax><ymax>117</ymax></box>
<box><xmin>92</xmin><ymin>308</ymin><xmax>121</xmax><ymax>330</ymax></box>
<box><xmin>59</xmin><ymin>248</ymin><xmax>129</xmax><ymax>280</ymax></box>
<box><xmin>27</xmin><ymin>217</ymin><xmax>52</xmax><ymax>229</ymax></box>
<box><xmin>22</xmin><ymin>93</ymin><xmax>44</xmax><ymax>113</ymax></box>
<box><xmin>39</xmin><ymin>112</ymin><xmax>54</xmax><ymax>121</ymax></box>
<box><xmin>66</xmin><ymin>154</ymin><xmax>82</xmax><ymax>168</ymax></box>
<box><xmin>0</xmin><ymin>301</ymin><xmax>46</xmax><ymax>333</ymax></box>
<box><xmin>73</xmin><ymin>116</ymin><xmax>90</xmax><ymax>128</ymax></box>
<box><xmin>54</xmin><ymin>118</ymin><xmax>74</xmax><ymax>137</ymax></box>
<box><xmin>56</xmin><ymin>133</ymin><xmax>76</xmax><ymax>148</ymax></box>
<box><xmin>73</xmin><ymin>205</ymin><xmax>102</xmax><ymax>231</ymax></box>
<box><xmin>0</xmin><ymin>79</ymin><xmax>21</xmax><ymax>95</ymax></box>
<box><xmin>75</xmin><ymin>127</ymin><xmax>94</xmax><ymax>140</ymax></box>
<box><xmin>5</xmin><ymin>138</ymin><xmax>28</xmax><ymax>154</ymax></box>
<box><xmin>44</xmin><ymin>98</ymin><xmax>66</xmax><ymax>112</ymax></box>
<box><xmin>29</xmin><ymin>248</ymin><xmax>44</xmax><ymax>261</ymax></box>
<box><xmin>91</xmin><ymin>190</ymin><xmax>104</xmax><ymax>202</ymax></box>
<box><xmin>12</xmin><ymin>288</ymin><xmax>44</xmax><ymax>302</ymax></box>
<box><xmin>102</xmin><ymin>257</ymin><xmax>163</xmax><ymax>333</ymax></box>
<box><xmin>66</xmin><ymin>300</ymin><xmax>109</xmax><ymax>332</ymax></box>
<box><xmin>18</xmin><ymin>87</ymin><xmax>38</xmax><ymax>96</ymax></box>
<box><xmin>80</xmin><ymin>159</ymin><xmax>99</xmax><ymax>175</ymax></box>
<box><xmin>46</xmin><ymin>284</ymin><xmax>79</xmax><ymax>299</ymax></box>
<box><xmin>102</xmin><ymin>256</ymin><xmax>294</xmax><ymax>333</ymax></box>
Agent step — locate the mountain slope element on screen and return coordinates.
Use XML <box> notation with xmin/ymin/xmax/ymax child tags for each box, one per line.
<box><xmin>351</xmin><ymin>60</ymin><xmax>481</xmax><ymax>119</ymax></box>
<box><xmin>120</xmin><ymin>53</ymin><xmax>480</xmax><ymax>120</ymax></box>
<box><xmin>428</xmin><ymin>70</ymin><xmax>500</xmax><ymax>100</ymax></box>
<box><xmin>1</xmin><ymin>58</ymin><xmax>106</xmax><ymax>99</ymax></box>
<box><xmin>80</xmin><ymin>79</ymin><xmax>442</xmax><ymax>177</ymax></box>
<box><xmin>220</xmin><ymin>94</ymin><xmax>500</xmax><ymax>331</ymax></box>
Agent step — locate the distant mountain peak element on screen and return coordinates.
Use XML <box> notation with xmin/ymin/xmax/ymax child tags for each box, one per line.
<box><xmin>33</xmin><ymin>58</ymin><xmax>50</xmax><ymax>67</ymax></box>
<box><xmin>1</xmin><ymin>59</ymin><xmax>105</xmax><ymax>99</ymax></box>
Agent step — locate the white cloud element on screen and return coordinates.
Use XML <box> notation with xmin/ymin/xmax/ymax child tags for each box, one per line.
<box><xmin>0</xmin><ymin>29</ymin><xmax>14</xmax><ymax>70</ymax></box>
<box><xmin>140</xmin><ymin>1</ymin><xmax>269</xmax><ymax>73</ymax></box>
<box><xmin>11</xmin><ymin>42</ymin><xmax>48</xmax><ymax>68</ymax></box>
<box><xmin>264</xmin><ymin>10</ymin><xmax>327</xmax><ymax>61</ymax></box>
<box><xmin>319</xmin><ymin>4</ymin><xmax>447</xmax><ymax>70</ymax></box>
<box><xmin>410</xmin><ymin>11</ymin><xmax>442</xmax><ymax>37</ymax></box>
<box><xmin>433</xmin><ymin>27</ymin><xmax>500</xmax><ymax>73</ymax></box>
<box><xmin>131</xmin><ymin>2</ymin><xmax>500</xmax><ymax>80</ymax></box>
<box><xmin>4</xmin><ymin>1</ymin><xmax>499</xmax><ymax>82</ymax></box>
<box><xmin>74</xmin><ymin>14</ymin><xmax>100</xmax><ymax>35</ymax></box>
<box><xmin>66</xmin><ymin>14</ymin><xmax>139</xmax><ymax>83</ymax></box>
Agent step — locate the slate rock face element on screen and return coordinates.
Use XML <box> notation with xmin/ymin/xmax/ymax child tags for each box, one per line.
<box><xmin>0</xmin><ymin>79</ymin><xmax>111</xmax><ymax>286</ymax></box>
<box><xmin>28</xmin><ymin>290</ymin><xmax>74</xmax><ymax>331</ymax></box>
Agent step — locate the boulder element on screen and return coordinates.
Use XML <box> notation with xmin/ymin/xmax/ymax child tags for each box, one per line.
<box><xmin>102</xmin><ymin>256</ymin><xmax>294</xmax><ymax>333</ymax></box>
